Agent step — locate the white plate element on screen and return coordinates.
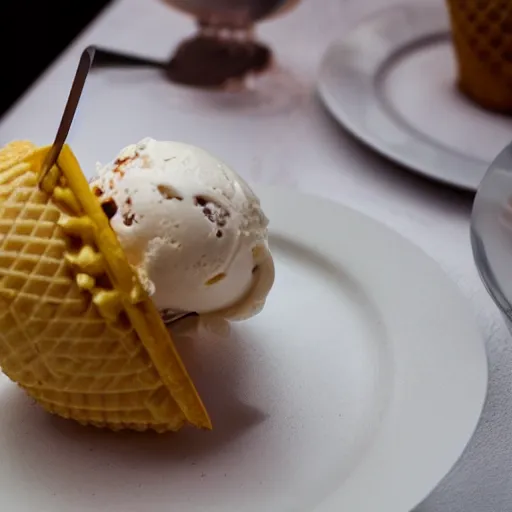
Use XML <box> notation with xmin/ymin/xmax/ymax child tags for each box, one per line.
<box><xmin>0</xmin><ymin>188</ymin><xmax>487</xmax><ymax>512</ymax></box>
<box><xmin>317</xmin><ymin>2</ymin><xmax>512</xmax><ymax>191</ymax></box>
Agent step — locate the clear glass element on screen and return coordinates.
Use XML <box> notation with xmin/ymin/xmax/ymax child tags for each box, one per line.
<box><xmin>471</xmin><ymin>141</ymin><xmax>512</xmax><ymax>328</ymax></box>
<box><xmin>150</xmin><ymin>0</ymin><xmax>304</xmax><ymax>115</ymax></box>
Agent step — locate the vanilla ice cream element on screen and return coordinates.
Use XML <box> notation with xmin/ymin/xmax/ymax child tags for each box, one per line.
<box><xmin>90</xmin><ymin>138</ymin><xmax>274</xmax><ymax>321</ymax></box>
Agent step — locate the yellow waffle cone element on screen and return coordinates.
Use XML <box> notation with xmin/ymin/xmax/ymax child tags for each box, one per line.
<box><xmin>446</xmin><ymin>1</ymin><xmax>512</xmax><ymax>113</ymax></box>
<box><xmin>0</xmin><ymin>141</ymin><xmax>211</xmax><ymax>432</ymax></box>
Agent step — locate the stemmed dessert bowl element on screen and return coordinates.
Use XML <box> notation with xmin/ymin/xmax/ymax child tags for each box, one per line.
<box><xmin>471</xmin><ymin>141</ymin><xmax>512</xmax><ymax>332</ymax></box>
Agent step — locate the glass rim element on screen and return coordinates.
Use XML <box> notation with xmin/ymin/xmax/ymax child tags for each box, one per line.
<box><xmin>470</xmin><ymin>140</ymin><xmax>512</xmax><ymax>322</ymax></box>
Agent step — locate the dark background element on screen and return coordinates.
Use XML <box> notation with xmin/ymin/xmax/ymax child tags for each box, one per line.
<box><xmin>0</xmin><ymin>0</ymin><xmax>112</xmax><ymax>118</ymax></box>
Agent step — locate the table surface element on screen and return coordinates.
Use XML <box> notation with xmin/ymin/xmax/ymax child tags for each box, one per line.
<box><xmin>1</xmin><ymin>0</ymin><xmax>510</xmax><ymax>510</ymax></box>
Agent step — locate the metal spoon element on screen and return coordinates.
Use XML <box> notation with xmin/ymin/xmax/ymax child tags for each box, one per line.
<box><xmin>39</xmin><ymin>45</ymin><xmax>195</xmax><ymax>326</ymax></box>
<box><xmin>39</xmin><ymin>46</ymin><xmax>166</xmax><ymax>186</ymax></box>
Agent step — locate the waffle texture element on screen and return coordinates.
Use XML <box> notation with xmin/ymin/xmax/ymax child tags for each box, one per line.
<box><xmin>446</xmin><ymin>1</ymin><xmax>512</xmax><ymax>112</ymax></box>
<box><xmin>0</xmin><ymin>142</ymin><xmax>211</xmax><ymax>432</ymax></box>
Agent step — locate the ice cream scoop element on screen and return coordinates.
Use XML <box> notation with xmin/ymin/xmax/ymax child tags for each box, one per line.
<box><xmin>90</xmin><ymin>138</ymin><xmax>274</xmax><ymax>321</ymax></box>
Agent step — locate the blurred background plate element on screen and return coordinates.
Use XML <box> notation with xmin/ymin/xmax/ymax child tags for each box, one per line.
<box><xmin>317</xmin><ymin>2</ymin><xmax>512</xmax><ymax>192</ymax></box>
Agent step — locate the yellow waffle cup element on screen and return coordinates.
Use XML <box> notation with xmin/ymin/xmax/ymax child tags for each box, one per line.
<box><xmin>0</xmin><ymin>141</ymin><xmax>211</xmax><ymax>432</ymax></box>
<box><xmin>446</xmin><ymin>1</ymin><xmax>512</xmax><ymax>113</ymax></box>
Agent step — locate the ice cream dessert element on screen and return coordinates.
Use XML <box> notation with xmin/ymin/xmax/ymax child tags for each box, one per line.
<box><xmin>89</xmin><ymin>138</ymin><xmax>274</xmax><ymax>326</ymax></box>
<box><xmin>0</xmin><ymin>137</ymin><xmax>274</xmax><ymax>432</ymax></box>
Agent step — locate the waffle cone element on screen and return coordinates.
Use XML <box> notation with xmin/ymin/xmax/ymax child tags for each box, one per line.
<box><xmin>0</xmin><ymin>142</ymin><xmax>211</xmax><ymax>432</ymax></box>
<box><xmin>446</xmin><ymin>1</ymin><xmax>512</xmax><ymax>113</ymax></box>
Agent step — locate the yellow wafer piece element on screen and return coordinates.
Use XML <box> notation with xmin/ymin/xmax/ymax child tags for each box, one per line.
<box><xmin>0</xmin><ymin>141</ymin><xmax>211</xmax><ymax>432</ymax></box>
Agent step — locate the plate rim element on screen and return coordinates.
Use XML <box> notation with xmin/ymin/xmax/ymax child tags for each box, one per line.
<box><xmin>316</xmin><ymin>2</ymin><xmax>486</xmax><ymax>192</ymax></box>
<box><xmin>257</xmin><ymin>186</ymin><xmax>488</xmax><ymax>511</ymax></box>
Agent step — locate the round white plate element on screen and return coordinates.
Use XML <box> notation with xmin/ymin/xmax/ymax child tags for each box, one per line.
<box><xmin>0</xmin><ymin>188</ymin><xmax>487</xmax><ymax>511</ymax></box>
<box><xmin>317</xmin><ymin>2</ymin><xmax>512</xmax><ymax>191</ymax></box>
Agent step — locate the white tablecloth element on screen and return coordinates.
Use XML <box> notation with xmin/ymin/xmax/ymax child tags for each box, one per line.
<box><xmin>1</xmin><ymin>0</ymin><xmax>510</xmax><ymax>510</ymax></box>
